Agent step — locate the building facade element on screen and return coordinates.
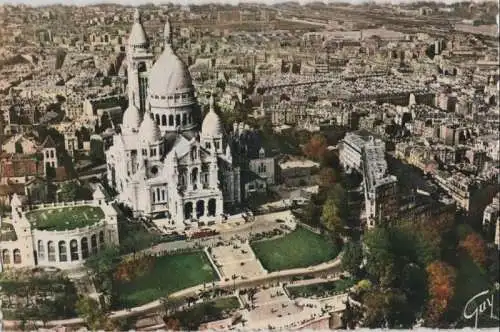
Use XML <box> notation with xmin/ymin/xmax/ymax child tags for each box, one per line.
<box><xmin>106</xmin><ymin>11</ymin><xmax>241</xmax><ymax>228</ymax></box>
<box><xmin>0</xmin><ymin>189</ymin><xmax>118</xmax><ymax>271</ymax></box>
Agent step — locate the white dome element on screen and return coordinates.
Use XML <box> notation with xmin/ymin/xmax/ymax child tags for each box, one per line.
<box><xmin>122</xmin><ymin>103</ymin><xmax>141</xmax><ymax>132</ymax></box>
<box><xmin>202</xmin><ymin>95</ymin><xmax>222</xmax><ymax>138</ymax></box>
<box><xmin>138</xmin><ymin>113</ymin><xmax>161</xmax><ymax>143</ymax></box>
<box><xmin>149</xmin><ymin>47</ymin><xmax>193</xmax><ymax>97</ymax></box>
<box><xmin>148</xmin><ymin>20</ymin><xmax>193</xmax><ymax>97</ymax></box>
<box><xmin>128</xmin><ymin>9</ymin><xmax>148</xmax><ymax>48</ymax></box>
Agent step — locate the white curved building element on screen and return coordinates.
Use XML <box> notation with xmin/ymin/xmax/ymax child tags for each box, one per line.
<box><xmin>0</xmin><ymin>190</ymin><xmax>119</xmax><ymax>271</ymax></box>
<box><xmin>106</xmin><ymin>11</ymin><xmax>241</xmax><ymax>228</ymax></box>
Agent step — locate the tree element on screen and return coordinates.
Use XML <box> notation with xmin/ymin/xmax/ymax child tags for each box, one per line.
<box><xmin>425</xmin><ymin>261</ymin><xmax>457</xmax><ymax>326</ymax></box>
<box><xmin>341</xmin><ymin>300</ymin><xmax>363</xmax><ymax>329</ymax></box>
<box><xmin>300</xmin><ymin>200</ymin><xmax>321</xmax><ymax>228</ymax></box>
<box><xmin>302</xmin><ymin>134</ymin><xmax>327</xmax><ymax>162</ymax></box>
<box><xmin>363</xmin><ymin>287</ymin><xmax>416</xmax><ymax>328</ymax></box>
<box><xmin>363</xmin><ymin>227</ymin><xmax>397</xmax><ymax>287</ymax></box>
<box><xmin>84</xmin><ymin>246</ymin><xmax>120</xmax><ymax>296</ymax></box>
<box><xmin>89</xmin><ymin>135</ymin><xmax>105</xmax><ymax>165</ymax></box>
<box><xmin>342</xmin><ymin>242</ymin><xmax>363</xmax><ymax>276</ymax></box>
<box><xmin>58</xmin><ymin>181</ymin><xmax>93</xmax><ymax>202</ymax></box>
<box><xmin>459</xmin><ymin>232</ymin><xmax>487</xmax><ymax>268</ymax></box>
<box><xmin>318</xmin><ymin>167</ymin><xmax>338</xmax><ymax>187</ymax></box>
<box><xmin>76</xmin><ymin>296</ymin><xmax>114</xmax><ymax>331</ymax></box>
<box><xmin>321</xmin><ymin>197</ymin><xmax>344</xmax><ymax>234</ymax></box>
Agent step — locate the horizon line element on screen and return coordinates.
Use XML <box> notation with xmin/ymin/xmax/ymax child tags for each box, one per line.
<box><xmin>0</xmin><ymin>0</ymin><xmax>497</xmax><ymax>8</ymax></box>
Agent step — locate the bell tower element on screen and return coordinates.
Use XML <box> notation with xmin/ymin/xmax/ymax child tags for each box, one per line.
<box><xmin>127</xmin><ymin>8</ymin><xmax>154</xmax><ymax>115</ymax></box>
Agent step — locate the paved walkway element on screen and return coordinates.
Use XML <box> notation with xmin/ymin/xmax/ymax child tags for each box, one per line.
<box><xmin>3</xmin><ymin>251</ymin><xmax>343</xmax><ymax>329</ymax></box>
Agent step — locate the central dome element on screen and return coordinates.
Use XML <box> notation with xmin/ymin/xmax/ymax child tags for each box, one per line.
<box><xmin>148</xmin><ymin>47</ymin><xmax>194</xmax><ymax>97</ymax></box>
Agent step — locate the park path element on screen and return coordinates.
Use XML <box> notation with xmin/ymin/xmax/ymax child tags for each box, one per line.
<box><xmin>2</xmin><ymin>252</ymin><xmax>344</xmax><ymax>330</ymax></box>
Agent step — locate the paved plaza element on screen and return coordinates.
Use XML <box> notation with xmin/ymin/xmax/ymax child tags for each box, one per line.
<box><xmin>242</xmin><ymin>285</ymin><xmax>324</xmax><ymax>329</ymax></box>
<box><xmin>210</xmin><ymin>241</ymin><xmax>267</xmax><ymax>279</ymax></box>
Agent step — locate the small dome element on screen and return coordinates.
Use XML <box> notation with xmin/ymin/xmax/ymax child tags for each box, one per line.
<box><xmin>128</xmin><ymin>9</ymin><xmax>148</xmax><ymax>48</ymax></box>
<box><xmin>122</xmin><ymin>103</ymin><xmax>141</xmax><ymax>132</ymax></box>
<box><xmin>139</xmin><ymin>112</ymin><xmax>161</xmax><ymax>143</ymax></box>
<box><xmin>202</xmin><ymin>95</ymin><xmax>223</xmax><ymax>138</ymax></box>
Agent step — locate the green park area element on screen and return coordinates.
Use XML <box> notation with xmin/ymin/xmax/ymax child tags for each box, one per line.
<box><xmin>169</xmin><ymin>296</ymin><xmax>241</xmax><ymax>330</ymax></box>
<box><xmin>115</xmin><ymin>252</ymin><xmax>218</xmax><ymax>307</ymax></box>
<box><xmin>251</xmin><ymin>226</ymin><xmax>339</xmax><ymax>272</ymax></box>
<box><xmin>26</xmin><ymin>205</ymin><xmax>104</xmax><ymax>231</ymax></box>
<box><xmin>445</xmin><ymin>226</ymin><xmax>498</xmax><ymax>328</ymax></box>
<box><xmin>287</xmin><ymin>278</ymin><xmax>356</xmax><ymax>299</ymax></box>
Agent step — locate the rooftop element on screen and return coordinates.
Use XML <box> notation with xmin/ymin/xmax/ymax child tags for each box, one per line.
<box><xmin>26</xmin><ymin>205</ymin><xmax>105</xmax><ymax>231</ymax></box>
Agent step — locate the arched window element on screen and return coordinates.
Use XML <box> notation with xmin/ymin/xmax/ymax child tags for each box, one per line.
<box><xmin>191</xmin><ymin>168</ymin><xmax>199</xmax><ymax>188</ymax></box>
<box><xmin>70</xmin><ymin>239</ymin><xmax>79</xmax><ymax>261</ymax></box>
<box><xmin>182</xmin><ymin>114</ymin><xmax>187</xmax><ymax>126</ymax></box>
<box><xmin>175</xmin><ymin>114</ymin><xmax>181</xmax><ymax>126</ymax></box>
<box><xmin>50</xmin><ymin>150</ymin><xmax>54</xmax><ymax>158</ymax></box>
<box><xmin>48</xmin><ymin>241</ymin><xmax>56</xmax><ymax>262</ymax></box>
<box><xmin>2</xmin><ymin>249</ymin><xmax>10</xmax><ymax>264</ymax></box>
<box><xmin>155</xmin><ymin>114</ymin><xmax>160</xmax><ymax>125</ymax></box>
<box><xmin>59</xmin><ymin>241</ymin><xmax>67</xmax><ymax>262</ymax></box>
<box><xmin>169</xmin><ymin>115</ymin><xmax>174</xmax><ymax>126</ymax></box>
<box><xmin>13</xmin><ymin>249</ymin><xmax>21</xmax><ymax>264</ymax></box>
<box><xmin>38</xmin><ymin>240</ymin><xmax>45</xmax><ymax>260</ymax></box>
<box><xmin>99</xmin><ymin>231</ymin><xmax>105</xmax><ymax>247</ymax></box>
<box><xmin>91</xmin><ymin>235</ymin><xmax>98</xmax><ymax>254</ymax></box>
<box><xmin>81</xmin><ymin>237</ymin><xmax>89</xmax><ymax>259</ymax></box>
<box><xmin>161</xmin><ymin>115</ymin><xmax>167</xmax><ymax>126</ymax></box>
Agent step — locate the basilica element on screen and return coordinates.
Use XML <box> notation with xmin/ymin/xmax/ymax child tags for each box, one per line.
<box><xmin>106</xmin><ymin>10</ymin><xmax>241</xmax><ymax>227</ymax></box>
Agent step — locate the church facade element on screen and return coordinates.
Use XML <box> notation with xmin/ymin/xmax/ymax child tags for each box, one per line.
<box><xmin>106</xmin><ymin>10</ymin><xmax>241</xmax><ymax>228</ymax></box>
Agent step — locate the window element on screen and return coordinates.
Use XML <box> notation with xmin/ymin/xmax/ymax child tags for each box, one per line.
<box><xmin>81</xmin><ymin>238</ymin><xmax>89</xmax><ymax>259</ymax></box>
<box><xmin>99</xmin><ymin>231</ymin><xmax>105</xmax><ymax>247</ymax></box>
<box><xmin>162</xmin><ymin>115</ymin><xmax>167</xmax><ymax>126</ymax></box>
<box><xmin>182</xmin><ymin>114</ymin><xmax>187</xmax><ymax>125</ymax></box>
<box><xmin>48</xmin><ymin>241</ymin><xmax>56</xmax><ymax>262</ymax></box>
<box><xmin>169</xmin><ymin>115</ymin><xmax>174</xmax><ymax>126</ymax></box>
<box><xmin>38</xmin><ymin>240</ymin><xmax>45</xmax><ymax>260</ymax></box>
<box><xmin>2</xmin><ymin>249</ymin><xmax>10</xmax><ymax>264</ymax></box>
<box><xmin>142</xmin><ymin>149</ymin><xmax>147</xmax><ymax>156</ymax></box>
<box><xmin>70</xmin><ymin>240</ymin><xmax>79</xmax><ymax>261</ymax></box>
<box><xmin>205</xmin><ymin>142</ymin><xmax>211</xmax><ymax>149</ymax></box>
<box><xmin>91</xmin><ymin>235</ymin><xmax>98</xmax><ymax>254</ymax></box>
<box><xmin>162</xmin><ymin>190</ymin><xmax>165</xmax><ymax>201</ymax></box>
<box><xmin>214</xmin><ymin>141</ymin><xmax>220</xmax><ymax>150</ymax></box>
<box><xmin>176</xmin><ymin>115</ymin><xmax>181</xmax><ymax>126</ymax></box>
<box><xmin>59</xmin><ymin>241</ymin><xmax>67</xmax><ymax>262</ymax></box>
<box><xmin>13</xmin><ymin>249</ymin><xmax>21</xmax><ymax>264</ymax></box>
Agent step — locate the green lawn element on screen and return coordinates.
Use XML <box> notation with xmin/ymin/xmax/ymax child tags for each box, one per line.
<box><xmin>26</xmin><ymin>205</ymin><xmax>104</xmax><ymax>231</ymax></box>
<box><xmin>115</xmin><ymin>252</ymin><xmax>218</xmax><ymax>308</ymax></box>
<box><xmin>0</xmin><ymin>222</ymin><xmax>17</xmax><ymax>241</ymax></box>
<box><xmin>171</xmin><ymin>296</ymin><xmax>241</xmax><ymax>330</ymax></box>
<box><xmin>251</xmin><ymin>226</ymin><xmax>339</xmax><ymax>272</ymax></box>
<box><xmin>287</xmin><ymin>278</ymin><xmax>356</xmax><ymax>299</ymax></box>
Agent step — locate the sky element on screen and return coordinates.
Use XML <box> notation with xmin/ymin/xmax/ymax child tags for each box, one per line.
<box><xmin>0</xmin><ymin>0</ymin><xmax>494</xmax><ymax>7</ymax></box>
